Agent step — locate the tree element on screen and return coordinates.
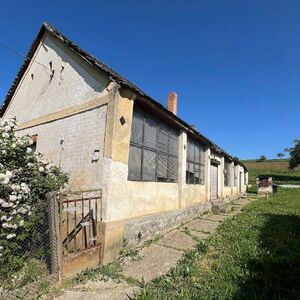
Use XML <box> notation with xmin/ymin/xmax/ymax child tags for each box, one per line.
<box><xmin>285</xmin><ymin>139</ymin><xmax>300</xmax><ymax>169</ymax></box>
<box><xmin>277</xmin><ymin>153</ymin><xmax>285</xmax><ymax>158</ymax></box>
<box><xmin>0</xmin><ymin>118</ymin><xmax>68</xmax><ymax>278</ymax></box>
<box><xmin>259</xmin><ymin>155</ymin><xmax>267</xmax><ymax>161</ymax></box>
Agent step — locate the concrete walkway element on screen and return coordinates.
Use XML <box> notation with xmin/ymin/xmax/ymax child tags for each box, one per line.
<box><xmin>56</xmin><ymin>195</ymin><xmax>255</xmax><ymax>300</ymax></box>
<box><xmin>278</xmin><ymin>184</ymin><xmax>300</xmax><ymax>188</ymax></box>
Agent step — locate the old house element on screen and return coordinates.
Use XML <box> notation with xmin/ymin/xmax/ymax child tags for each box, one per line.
<box><xmin>1</xmin><ymin>23</ymin><xmax>248</xmax><ymax>277</ymax></box>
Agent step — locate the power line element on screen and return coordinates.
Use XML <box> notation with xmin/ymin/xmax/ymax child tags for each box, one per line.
<box><xmin>0</xmin><ymin>41</ymin><xmax>52</xmax><ymax>73</ymax></box>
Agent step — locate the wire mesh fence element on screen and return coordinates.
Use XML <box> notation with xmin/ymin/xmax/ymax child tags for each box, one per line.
<box><xmin>0</xmin><ymin>193</ymin><xmax>60</xmax><ymax>300</ymax></box>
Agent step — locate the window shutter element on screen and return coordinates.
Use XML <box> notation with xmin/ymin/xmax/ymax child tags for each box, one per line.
<box><xmin>157</xmin><ymin>154</ymin><xmax>168</xmax><ymax>179</ymax></box>
<box><xmin>158</xmin><ymin>125</ymin><xmax>169</xmax><ymax>153</ymax></box>
<box><xmin>131</xmin><ymin>111</ymin><xmax>144</xmax><ymax>145</ymax></box>
<box><xmin>128</xmin><ymin>145</ymin><xmax>142</xmax><ymax>180</ymax></box>
<box><xmin>169</xmin><ymin>136</ymin><xmax>178</xmax><ymax>156</ymax></box>
<box><xmin>168</xmin><ymin>157</ymin><xmax>178</xmax><ymax>181</ymax></box>
<box><xmin>142</xmin><ymin>149</ymin><xmax>156</xmax><ymax>181</ymax></box>
<box><xmin>144</xmin><ymin>117</ymin><xmax>157</xmax><ymax>149</ymax></box>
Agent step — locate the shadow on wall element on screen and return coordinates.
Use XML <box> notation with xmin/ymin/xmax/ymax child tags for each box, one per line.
<box><xmin>233</xmin><ymin>213</ymin><xmax>300</xmax><ymax>299</ymax></box>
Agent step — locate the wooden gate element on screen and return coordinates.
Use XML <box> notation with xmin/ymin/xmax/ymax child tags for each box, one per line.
<box><xmin>59</xmin><ymin>190</ymin><xmax>102</xmax><ymax>278</ymax></box>
<box><xmin>210</xmin><ymin>164</ymin><xmax>218</xmax><ymax>200</ymax></box>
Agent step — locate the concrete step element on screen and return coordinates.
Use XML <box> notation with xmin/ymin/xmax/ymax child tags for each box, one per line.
<box><xmin>212</xmin><ymin>200</ymin><xmax>232</xmax><ymax>214</ymax></box>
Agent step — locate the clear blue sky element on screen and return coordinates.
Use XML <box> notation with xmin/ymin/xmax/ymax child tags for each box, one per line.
<box><xmin>0</xmin><ymin>1</ymin><xmax>299</xmax><ymax>159</ymax></box>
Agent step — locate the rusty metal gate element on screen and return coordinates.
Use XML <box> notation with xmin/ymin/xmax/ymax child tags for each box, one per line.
<box><xmin>59</xmin><ymin>190</ymin><xmax>102</xmax><ymax>278</ymax></box>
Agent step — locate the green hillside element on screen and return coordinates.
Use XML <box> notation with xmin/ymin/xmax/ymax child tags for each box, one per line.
<box><xmin>241</xmin><ymin>159</ymin><xmax>300</xmax><ymax>185</ymax></box>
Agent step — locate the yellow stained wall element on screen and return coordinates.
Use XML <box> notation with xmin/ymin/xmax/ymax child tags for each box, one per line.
<box><xmin>223</xmin><ymin>186</ymin><xmax>232</xmax><ymax>198</ymax></box>
<box><xmin>181</xmin><ymin>184</ymin><xmax>206</xmax><ymax>208</ymax></box>
<box><xmin>126</xmin><ymin>182</ymin><xmax>179</xmax><ymax>219</ymax></box>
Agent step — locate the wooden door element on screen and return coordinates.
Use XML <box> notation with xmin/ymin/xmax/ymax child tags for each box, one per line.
<box><xmin>210</xmin><ymin>164</ymin><xmax>218</xmax><ymax>200</ymax></box>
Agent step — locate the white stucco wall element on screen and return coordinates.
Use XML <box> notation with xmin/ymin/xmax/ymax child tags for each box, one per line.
<box><xmin>18</xmin><ymin>106</ymin><xmax>107</xmax><ymax>191</ymax></box>
<box><xmin>4</xmin><ymin>33</ymin><xmax>109</xmax><ymax>123</ymax></box>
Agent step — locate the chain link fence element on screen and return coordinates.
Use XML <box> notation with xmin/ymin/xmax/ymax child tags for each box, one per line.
<box><xmin>0</xmin><ymin>193</ymin><xmax>61</xmax><ymax>300</ymax></box>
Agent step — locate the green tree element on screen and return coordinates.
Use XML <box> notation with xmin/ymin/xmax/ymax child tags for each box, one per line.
<box><xmin>285</xmin><ymin>139</ymin><xmax>300</xmax><ymax>169</ymax></box>
<box><xmin>277</xmin><ymin>153</ymin><xmax>285</xmax><ymax>158</ymax></box>
<box><xmin>259</xmin><ymin>155</ymin><xmax>267</xmax><ymax>161</ymax></box>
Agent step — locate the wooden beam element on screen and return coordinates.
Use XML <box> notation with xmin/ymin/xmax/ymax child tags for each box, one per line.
<box><xmin>17</xmin><ymin>95</ymin><xmax>110</xmax><ymax>130</ymax></box>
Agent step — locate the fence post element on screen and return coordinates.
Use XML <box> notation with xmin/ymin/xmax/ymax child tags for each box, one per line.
<box><xmin>47</xmin><ymin>192</ymin><xmax>62</xmax><ymax>282</ymax></box>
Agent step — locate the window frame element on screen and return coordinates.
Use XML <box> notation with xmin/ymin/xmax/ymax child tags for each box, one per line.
<box><xmin>186</xmin><ymin>138</ymin><xmax>205</xmax><ymax>185</ymax></box>
<box><xmin>128</xmin><ymin>109</ymin><xmax>179</xmax><ymax>182</ymax></box>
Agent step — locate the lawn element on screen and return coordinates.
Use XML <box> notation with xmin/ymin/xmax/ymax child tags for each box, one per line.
<box><xmin>135</xmin><ymin>188</ymin><xmax>300</xmax><ymax>299</ymax></box>
<box><xmin>242</xmin><ymin>159</ymin><xmax>300</xmax><ymax>185</ymax></box>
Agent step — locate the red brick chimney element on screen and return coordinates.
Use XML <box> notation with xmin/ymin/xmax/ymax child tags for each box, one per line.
<box><xmin>167</xmin><ymin>92</ymin><xmax>177</xmax><ymax>115</ymax></box>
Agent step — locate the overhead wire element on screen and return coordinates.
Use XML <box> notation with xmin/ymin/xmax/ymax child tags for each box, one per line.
<box><xmin>0</xmin><ymin>41</ymin><xmax>52</xmax><ymax>74</ymax></box>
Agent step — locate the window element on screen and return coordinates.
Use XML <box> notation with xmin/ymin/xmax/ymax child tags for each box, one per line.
<box><xmin>186</xmin><ymin>138</ymin><xmax>205</xmax><ymax>184</ymax></box>
<box><xmin>224</xmin><ymin>160</ymin><xmax>231</xmax><ymax>187</ymax></box>
<box><xmin>128</xmin><ymin>109</ymin><xmax>179</xmax><ymax>182</ymax></box>
<box><xmin>29</xmin><ymin>134</ymin><xmax>38</xmax><ymax>153</ymax></box>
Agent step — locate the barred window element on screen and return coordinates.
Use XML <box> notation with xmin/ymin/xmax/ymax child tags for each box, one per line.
<box><xmin>224</xmin><ymin>160</ymin><xmax>231</xmax><ymax>187</ymax></box>
<box><xmin>186</xmin><ymin>138</ymin><xmax>205</xmax><ymax>184</ymax></box>
<box><xmin>128</xmin><ymin>109</ymin><xmax>179</xmax><ymax>182</ymax></box>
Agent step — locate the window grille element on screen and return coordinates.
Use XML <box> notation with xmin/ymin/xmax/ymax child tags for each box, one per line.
<box><xmin>128</xmin><ymin>108</ymin><xmax>179</xmax><ymax>182</ymax></box>
<box><xmin>186</xmin><ymin>138</ymin><xmax>205</xmax><ymax>184</ymax></box>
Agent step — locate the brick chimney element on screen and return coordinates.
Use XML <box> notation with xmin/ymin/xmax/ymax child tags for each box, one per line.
<box><xmin>167</xmin><ymin>92</ymin><xmax>177</xmax><ymax>115</ymax></box>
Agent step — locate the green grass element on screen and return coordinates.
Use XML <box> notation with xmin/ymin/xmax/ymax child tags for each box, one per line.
<box><xmin>242</xmin><ymin>159</ymin><xmax>300</xmax><ymax>185</ymax></box>
<box><xmin>135</xmin><ymin>188</ymin><xmax>300</xmax><ymax>299</ymax></box>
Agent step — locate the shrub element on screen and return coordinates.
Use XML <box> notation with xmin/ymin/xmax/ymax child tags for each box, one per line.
<box><xmin>0</xmin><ymin>118</ymin><xmax>68</xmax><ymax>280</ymax></box>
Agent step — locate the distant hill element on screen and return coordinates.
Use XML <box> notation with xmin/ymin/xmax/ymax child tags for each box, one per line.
<box><xmin>241</xmin><ymin>159</ymin><xmax>300</xmax><ymax>185</ymax></box>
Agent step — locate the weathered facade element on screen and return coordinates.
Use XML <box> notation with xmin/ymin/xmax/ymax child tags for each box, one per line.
<box><xmin>1</xmin><ymin>23</ymin><xmax>248</xmax><ymax>274</ymax></box>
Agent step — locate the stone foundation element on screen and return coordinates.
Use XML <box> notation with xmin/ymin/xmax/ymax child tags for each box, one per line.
<box><xmin>123</xmin><ymin>202</ymin><xmax>212</xmax><ymax>249</ymax></box>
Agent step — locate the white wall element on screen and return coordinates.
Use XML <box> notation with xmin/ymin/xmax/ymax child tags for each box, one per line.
<box><xmin>4</xmin><ymin>33</ymin><xmax>109</xmax><ymax>123</ymax></box>
<box><xmin>18</xmin><ymin>106</ymin><xmax>107</xmax><ymax>191</ymax></box>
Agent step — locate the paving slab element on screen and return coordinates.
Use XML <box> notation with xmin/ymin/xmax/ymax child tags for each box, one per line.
<box><xmin>201</xmin><ymin>214</ymin><xmax>228</xmax><ymax>222</ymax></box>
<box><xmin>234</xmin><ymin>198</ymin><xmax>250</xmax><ymax>206</ymax></box>
<box><xmin>122</xmin><ymin>244</ymin><xmax>182</xmax><ymax>282</ymax></box>
<box><xmin>221</xmin><ymin>209</ymin><xmax>242</xmax><ymax>217</ymax></box>
<box><xmin>158</xmin><ymin>230</ymin><xmax>196</xmax><ymax>251</ymax></box>
<box><xmin>186</xmin><ymin>218</ymin><xmax>219</xmax><ymax>234</ymax></box>
<box><xmin>55</xmin><ymin>278</ymin><xmax>139</xmax><ymax>300</ymax></box>
<box><xmin>189</xmin><ymin>230</ymin><xmax>210</xmax><ymax>240</ymax></box>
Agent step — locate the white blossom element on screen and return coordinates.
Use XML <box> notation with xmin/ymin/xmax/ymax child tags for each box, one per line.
<box><xmin>6</xmin><ymin>234</ymin><xmax>16</xmax><ymax>239</ymax></box>
<box><xmin>9</xmin><ymin>195</ymin><xmax>18</xmax><ymax>202</ymax></box>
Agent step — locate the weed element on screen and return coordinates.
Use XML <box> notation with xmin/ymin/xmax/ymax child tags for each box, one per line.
<box><xmin>143</xmin><ymin>234</ymin><xmax>161</xmax><ymax>247</ymax></box>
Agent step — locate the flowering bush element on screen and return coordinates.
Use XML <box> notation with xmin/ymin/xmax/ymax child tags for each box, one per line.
<box><xmin>0</xmin><ymin>118</ymin><xmax>68</xmax><ymax>279</ymax></box>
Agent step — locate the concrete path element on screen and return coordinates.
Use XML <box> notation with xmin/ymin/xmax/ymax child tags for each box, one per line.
<box><xmin>56</xmin><ymin>194</ymin><xmax>254</xmax><ymax>300</ymax></box>
<box><xmin>278</xmin><ymin>184</ymin><xmax>300</xmax><ymax>188</ymax></box>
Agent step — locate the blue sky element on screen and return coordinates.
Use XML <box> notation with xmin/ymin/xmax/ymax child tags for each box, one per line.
<box><xmin>0</xmin><ymin>1</ymin><xmax>299</xmax><ymax>159</ymax></box>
